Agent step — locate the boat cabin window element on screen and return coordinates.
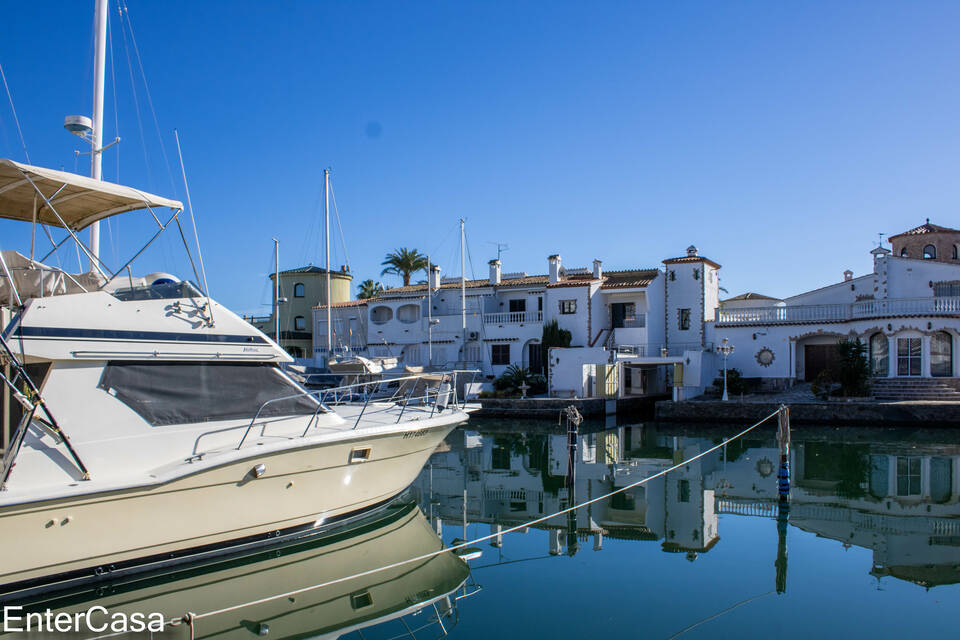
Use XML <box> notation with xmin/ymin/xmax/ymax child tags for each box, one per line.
<box><xmin>111</xmin><ymin>281</ymin><xmax>204</xmax><ymax>302</ymax></box>
<box><xmin>98</xmin><ymin>362</ymin><xmax>319</xmax><ymax>427</ymax></box>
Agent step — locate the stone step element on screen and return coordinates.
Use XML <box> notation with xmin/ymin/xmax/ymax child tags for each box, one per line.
<box><xmin>874</xmin><ymin>393</ymin><xmax>960</xmax><ymax>399</ymax></box>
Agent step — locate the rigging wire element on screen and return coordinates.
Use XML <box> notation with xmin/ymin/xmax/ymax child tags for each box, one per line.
<box><xmin>0</xmin><ymin>60</ymin><xmax>30</xmax><ymax>163</ymax></box>
<box><xmin>329</xmin><ymin>182</ymin><xmax>351</xmax><ymax>272</ymax></box>
<box><xmin>77</xmin><ymin>409</ymin><xmax>785</xmax><ymax>640</ymax></box>
<box><xmin>116</xmin><ymin>3</ymin><xmax>153</xmax><ymax>190</ymax></box>
<box><xmin>119</xmin><ymin>0</ymin><xmax>178</xmax><ymax>197</ymax></box>
<box><xmin>106</xmin><ymin>7</ymin><xmax>122</xmax><ymax>266</ymax></box>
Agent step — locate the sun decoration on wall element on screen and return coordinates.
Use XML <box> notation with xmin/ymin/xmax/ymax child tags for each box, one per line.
<box><xmin>756</xmin><ymin>458</ymin><xmax>775</xmax><ymax>478</ymax></box>
<box><xmin>755</xmin><ymin>347</ymin><xmax>775</xmax><ymax>367</ymax></box>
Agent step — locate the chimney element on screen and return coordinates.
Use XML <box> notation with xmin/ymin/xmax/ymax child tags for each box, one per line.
<box><xmin>592</xmin><ymin>259</ymin><xmax>603</xmax><ymax>280</ymax></box>
<box><xmin>686</xmin><ymin>245</ymin><xmax>699</xmax><ymax>257</ymax></box>
<box><xmin>489</xmin><ymin>259</ymin><xmax>501</xmax><ymax>285</ymax></box>
<box><xmin>429</xmin><ymin>264</ymin><xmax>442</xmax><ymax>290</ymax></box>
<box><xmin>548</xmin><ymin>254</ymin><xmax>562</xmax><ymax>284</ymax></box>
<box><xmin>843</xmin><ymin>269</ymin><xmax>853</xmax><ymax>282</ymax></box>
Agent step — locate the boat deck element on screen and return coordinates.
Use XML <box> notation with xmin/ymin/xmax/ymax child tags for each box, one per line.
<box><xmin>330</xmin><ymin>401</ymin><xmax>464</xmax><ymax>431</ymax></box>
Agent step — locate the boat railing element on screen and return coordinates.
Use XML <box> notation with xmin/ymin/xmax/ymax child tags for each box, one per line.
<box><xmin>237</xmin><ymin>370</ymin><xmax>480</xmax><ymax>449</ymax></box>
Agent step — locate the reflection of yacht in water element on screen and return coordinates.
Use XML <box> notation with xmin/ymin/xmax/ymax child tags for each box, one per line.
<box><xmin>4</xmin><ymin>497</ymin><xmax>473</xmax><ymax>639</ymax></box>
<box><xmin>414</xmin><ymin>423</ymin><xmax>960</xmax><ymax>584</ymax></box>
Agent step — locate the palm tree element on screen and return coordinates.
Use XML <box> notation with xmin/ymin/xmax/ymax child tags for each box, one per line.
<box><xmin>380</xmin><ymin>248</ymin><xmax>429</xmax><ymax>286</ymax></box>
<box><xmin>357</xmin><ymin>279</ymin><xmax>384</xmax><ymax>300</ymax></box>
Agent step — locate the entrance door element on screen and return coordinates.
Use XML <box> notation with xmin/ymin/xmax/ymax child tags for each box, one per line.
<box><xmin>527</xmin><ymin>342</ymin><xmax>543</xmax><ymax>374</ymax></box>
<box><xmin>897</xmin><ymin>337</ymin><xmax>921</xmax><ymax>377</ymax></box>
<box><xmin>612</xmin><ymin>303</ymin><xmax>628</xmax><ymax>329</ymax></box>
<box><xmin>804</xmin><ymin>344</ymin><xmax>839</xmax><ymax>382</ymax></box>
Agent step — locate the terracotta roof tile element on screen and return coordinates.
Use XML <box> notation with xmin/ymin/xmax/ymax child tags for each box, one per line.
<box><xmin>600</xmin><ymin>268</ymin><xmax>660</xmax><ymax>289</ymax></box>
<box><xmin>313</xmin><ymin>299</ymin><xmax>369</xmax><ymax>310</ymax></box>
<box><xmin>723</xmin><ymin>292</ymin><xmax>781</xmax><ymax>302</ymax></box>
<box><xmin>662</xmin><ymin>255</ymin><xmax>721</xmax><ymax>269</ymax></box>
<box><xmin>278</xmin><ymin>265</ymin><xmax>351</xmax><ymax>276</ymax></box>
<box><xmin>888</xmin><ymin>221</ymin><xmax>960</xmax><ymax>240</ymax></box>
<box><xmin>381</xmin><ymin>275</ymin><xmax>549</xmax><ymax>295</ymax></box>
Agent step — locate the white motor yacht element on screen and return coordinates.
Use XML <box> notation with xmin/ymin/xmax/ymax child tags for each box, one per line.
<box><xmin>5</xmin><ymin>495</ymin><xmax>475</xmax><ymax>637</ymax></box>
<box><xmin>0</xmin><ymin>159</ymin><xmax>470</xmax><ymax>596</ymax></box>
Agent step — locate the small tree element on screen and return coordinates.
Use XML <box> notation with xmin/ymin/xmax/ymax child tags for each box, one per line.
<box><xmin>712</xmin><ymin>367</ymin><xmax>750</xmax><ymax>396</ymax></box>
<box><xmin>540</xmin><ymin>319</ymin><xmax>572</xmax><ymax>381</ymax></box>
<box><xmin>834</xmin><ymin>338</ymin><xmax>871</xmax><ymax>397</ymax></box>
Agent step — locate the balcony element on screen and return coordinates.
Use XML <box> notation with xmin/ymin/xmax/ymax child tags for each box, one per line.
<box><xmin>482</xmin><ymin>311</ymin><xmax>543</xmax><ymax>325</ymax></box>
<box><xmin>716</xmin><ymin>296</ymin><xmax>960</xmax><ymax>326</ymax></box>
<box><xmin>614</xmin><ymin>342</ymin><xmax>712</xmax><ymax>357</ymax></box>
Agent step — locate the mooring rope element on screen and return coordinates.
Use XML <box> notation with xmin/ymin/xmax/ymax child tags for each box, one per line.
<box><xmin>84</xmin><ymin>407</ymin><xmax>784</xmax><ymax>640</ymax></box>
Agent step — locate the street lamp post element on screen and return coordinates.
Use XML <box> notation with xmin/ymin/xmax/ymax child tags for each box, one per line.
<box><xmin>716</xmin><ymin>338</ymin><xmax>735</xmax><ymax>401</ymax></box>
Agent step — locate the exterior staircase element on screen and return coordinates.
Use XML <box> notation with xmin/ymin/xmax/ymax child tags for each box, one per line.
<box><xmin>871</xmin><ymin>378</ymin><xmax>960</xmax><ymax>401</ymax></box>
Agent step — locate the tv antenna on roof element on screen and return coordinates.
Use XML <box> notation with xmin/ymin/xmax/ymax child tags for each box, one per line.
<box><xmin>488</xmin><ymin>241</ymin><xmax>509</xmax><ymax>261</ymax></box>
<box><xmin>877</xmin><ymin>232</ymin><xmax>885</xmax><ymax>247</ymax></box>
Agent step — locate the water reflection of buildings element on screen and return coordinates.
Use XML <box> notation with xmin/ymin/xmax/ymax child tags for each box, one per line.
<box><xmin>413</xmin><ymin>427</ymin><xmax>719</xmax><ymax>559</ymax></box>
<box><xmin>415</xmin><ymin>425</ymin><xmax>960</xmax><ymax>587</ymax></box>
<box><xmin>8</xmin><ymin>499</ymin><xmax>473</xmax><ymax>640</ymax></box>
<box><xmin>714</xmin><ymin>435</ymin><xmax>960</xmax><ymax>589</ymax></box>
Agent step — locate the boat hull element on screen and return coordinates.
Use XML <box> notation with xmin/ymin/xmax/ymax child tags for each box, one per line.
<box><xmin>5</xmin><ymin>500</ymin><xmax>470</xmax><ymax>640</ymax></box>
<box><xmin>0</xmin><ymin>418</ymin><xmax>460</xmax><ymax>597</ymax></box>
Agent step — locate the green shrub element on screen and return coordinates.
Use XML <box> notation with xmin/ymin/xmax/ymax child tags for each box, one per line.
<box><xmin>492</xmin><ymin>365</ymin><xmax>546</xmax><ymax>397</ymax></box>
<box><xmin>712</xmin><ymin>367</ymin><xmax>749</xmax><ymax>396</ymax></box>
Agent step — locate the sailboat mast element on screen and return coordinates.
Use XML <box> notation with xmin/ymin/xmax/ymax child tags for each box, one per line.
<box><xmin>273</xmin><ymin>238</ymin><xmax>280</xmax><ymax>348</ymax></box>
<box><xmin>89</xmin><ymin>0</ymin><xmax>109</xmax><ymax>269</ymax></box>
<box><xmin>325</xmin><ymin>169</ymin><xmax>332</xmax><ymax>359</ymax></box>
<box><xmin>460</xmin><ymin>218</ymin><xmax>466</xmax><ymax>354</ymax></box>
<box><xmin>427</xmin><ymin>255</ymin><xmax>433</xmax><ymax>367</ymax></box>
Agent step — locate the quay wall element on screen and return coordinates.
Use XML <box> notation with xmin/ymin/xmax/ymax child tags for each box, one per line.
<box><xmin>476</xmin><ymin>396</ymin><xmax>659</xmax><ymax>418</ymax></box>
<box><xmin>655</xmin><ymin>399</ymin><xmax>960</xmax><ymax>427</ymax></box>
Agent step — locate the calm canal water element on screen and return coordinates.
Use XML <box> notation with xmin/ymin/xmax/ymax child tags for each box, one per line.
<box><xmin>11</xmin><ymin>418</ymin><xmax>960</xmax><ymax>639</ymax></box>
<box><xmin>405</xmin><ymin>418</ymin><xmax>960</xmax><ymax>639</ymax></box>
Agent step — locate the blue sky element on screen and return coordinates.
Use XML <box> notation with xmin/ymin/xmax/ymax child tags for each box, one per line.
<box><xmin>2</xmin><ymin>1</ymin><xmax>959</xmax><ymax>314</ymax></box>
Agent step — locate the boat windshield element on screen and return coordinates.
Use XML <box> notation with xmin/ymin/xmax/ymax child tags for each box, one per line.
<box><xmin>110</xmin><ymin>281</ymin><xmax>204</xmax><ymax>302</ymax></box>
<box><xmin>98</xmin><ymin>362</ymin><xmax>319</xmax><ymax>427</ymax></box>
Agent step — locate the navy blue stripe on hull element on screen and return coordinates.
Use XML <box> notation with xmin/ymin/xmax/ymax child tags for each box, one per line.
<box><xmin>12</xmin><ymin>326</ymin><xmax>267</xmax><ymax>344</ymax></box>
<box><xmin>0</xmin><ymin>491</ymin><xmax>406</xmax><ymax>602</ymax></box>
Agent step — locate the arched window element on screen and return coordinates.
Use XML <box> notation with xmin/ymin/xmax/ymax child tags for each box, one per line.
<box><xmin>900</xmin><ymin>248</ymin><xmax>909</xmax><ymax>257</ymax></box>
<box><xmin>370</xmin><ymin>306</ymin><xmax>393</xmax><ymax>324</ymax></box>
<box><xmin>953</xmin><ymin>245</ymin><xmax>958</xmax><ymax>260</ymax></box>
<box><xmin>923</xmin><ymin>245</ymin><xmax>937</xmax><ymax>260</ymax></box>
<box><xmin>931</xmin><ymin>331</ymin><xmax>953</xmax><ymax>377</ymax></box>
<box><xmin>870</xmin><ymin>332</ymin><xmax>888</xmax><ymax>377</ymax></box>
<box><xmin>396</xmin><ymin>304</ymin><xmax>419</xmax><ymax>324</ymax></box>
<box><xmin>294</xmin><ymin>283</ymin><xmax>305</xmax><ymax>298</ymax></box>
<box><xmin>294</xmin><ymin>316</ymin><xmax>305</xmax><ymax>330</ymax></box>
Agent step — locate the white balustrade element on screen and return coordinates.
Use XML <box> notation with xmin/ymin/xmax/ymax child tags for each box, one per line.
<box><xmin>482</xmin><ymin>311</ymin><xmax>543</xmax><ymax>325</ymax></box>
<box><xmin>717</xmin><ymin>296</ymin><xmax>960</xmax><ymax>325</ymax></box>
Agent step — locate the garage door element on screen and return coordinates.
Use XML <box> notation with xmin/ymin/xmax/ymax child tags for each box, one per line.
<box><xmin>804</xmin><ymin>344</ymin><xmax>839</xmax><ymax>382</ymax></box>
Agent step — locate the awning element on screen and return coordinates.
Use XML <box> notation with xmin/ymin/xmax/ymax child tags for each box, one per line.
<box><xmin>0</xmin><ymin>158</ymin><xmax>183</xmax><ymax>230</ymax></box>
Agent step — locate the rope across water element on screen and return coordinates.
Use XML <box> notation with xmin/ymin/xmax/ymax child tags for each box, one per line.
<box><xmin>86</xmin><ymin>407</ymin><xmax>785</xmax><ymax>639</ymax></box>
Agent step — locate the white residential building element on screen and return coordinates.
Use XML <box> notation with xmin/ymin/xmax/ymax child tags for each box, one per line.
<box><xmin>314</xmin><ymin>247</ymin><xmax>720</xmax><ymax>396</ymax></box>
<box><xmin>709</xmin><ymin>221</ymin><xmax>960</xmax><ymax>391</ymax></box>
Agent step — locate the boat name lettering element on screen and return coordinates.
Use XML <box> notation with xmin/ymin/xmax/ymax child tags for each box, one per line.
<box><xmin>402</xmin><ymin>430</ymin><xmax>428</xmax><ymax>439</ymax></box>
<box><xmin>2</xmin><ymin>605</ymin><xmax>165</xmax><ymax>634</ymax></box>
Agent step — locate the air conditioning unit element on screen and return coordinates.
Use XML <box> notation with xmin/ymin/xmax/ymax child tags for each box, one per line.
<box><xmin>468</xmin><ymin>331</ymin><xmax>479</xmax><ymax>341</ymax></box>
